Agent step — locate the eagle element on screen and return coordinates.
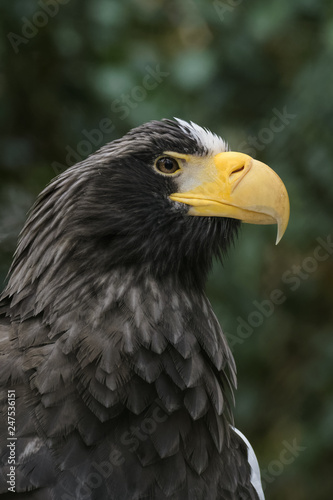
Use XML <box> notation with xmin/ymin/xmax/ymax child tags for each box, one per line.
<box><xmin>0</xmin><ymin>119</ymin><xmax>289</xmax><ymax>500</ymax></box>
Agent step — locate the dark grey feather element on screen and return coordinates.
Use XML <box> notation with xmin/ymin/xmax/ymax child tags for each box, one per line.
<box><xmin>0</xmin><ymin>119</ymin><xmax>261</xmax><ymax>499</ymax></box>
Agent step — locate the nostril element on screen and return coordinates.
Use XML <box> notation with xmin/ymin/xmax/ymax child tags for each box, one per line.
<box><xmin>229</xmin><ymin>164</ymin><xmax>245</xmax><ymax>181</ymax></box>
<box><xmin>233</xmin><ymin>165</ymin><xmax>245</xmax><ymax>174</ymax></box>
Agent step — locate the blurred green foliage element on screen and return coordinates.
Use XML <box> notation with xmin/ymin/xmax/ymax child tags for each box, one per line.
<box><xmin>1</xmin><ymin>0</ymin><xmax>333</xmax><ymax>498</ymax></box>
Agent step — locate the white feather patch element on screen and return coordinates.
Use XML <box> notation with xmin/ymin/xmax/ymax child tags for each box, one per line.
<box><xmin>175</xmin><ymin>118</ymin><xmax>228</xmax><ymax>156</ymax></box>
<box><xmin>232</xmin><ymin>426</ymin><xmax>265</xmax><ymax>500</ymax></box>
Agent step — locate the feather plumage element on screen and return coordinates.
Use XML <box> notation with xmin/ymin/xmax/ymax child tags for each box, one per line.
<box><xmin>0</xmin><ymin>119</ymin><xmax>263</xmax><ymax>499</ymax></box>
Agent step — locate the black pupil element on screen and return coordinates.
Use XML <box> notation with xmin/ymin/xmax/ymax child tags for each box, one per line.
<box><xmin>163</xmin><ymin>159</ymin><xmax>174</xmax><ymax>170</ymax></box>
<box><xmin>157</xmin><ymin>157</ymin><xmax>178</xmax><ymax>173</ymax></box>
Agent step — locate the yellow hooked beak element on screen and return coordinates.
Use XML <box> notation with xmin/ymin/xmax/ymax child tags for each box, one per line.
<box><xmin>170</xmin><ymin>152</ymin><xmax>290</xmax><ymax>244</ymax></box>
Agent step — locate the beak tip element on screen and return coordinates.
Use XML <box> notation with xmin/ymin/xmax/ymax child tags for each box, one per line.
<box><xmin>275</xmin><ymin>216</ymin><xmax>289</xmax><ymax>245</ymax></box>
<box><xmin>275</xmin><ymin>226</ymin><xmax>282</xmax><ymax>245</ymax></box>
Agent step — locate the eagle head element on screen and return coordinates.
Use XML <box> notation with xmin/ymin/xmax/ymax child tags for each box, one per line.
<box><xmin>5</xmin><ymin>118</ymin><xmax>289</xmax><ymax>310</ymax></box>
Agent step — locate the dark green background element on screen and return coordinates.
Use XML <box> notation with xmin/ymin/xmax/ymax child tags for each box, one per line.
<box><xmin>1</xmin><ymin>1</ymin><xmax>333</xmax><ymax>498</ymax></box>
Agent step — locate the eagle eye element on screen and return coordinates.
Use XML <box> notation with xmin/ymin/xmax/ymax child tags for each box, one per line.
<box><xmin>155</xmin><ymin>156</ymin><xmax>180</xmax><ymax>174</ymax></box>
